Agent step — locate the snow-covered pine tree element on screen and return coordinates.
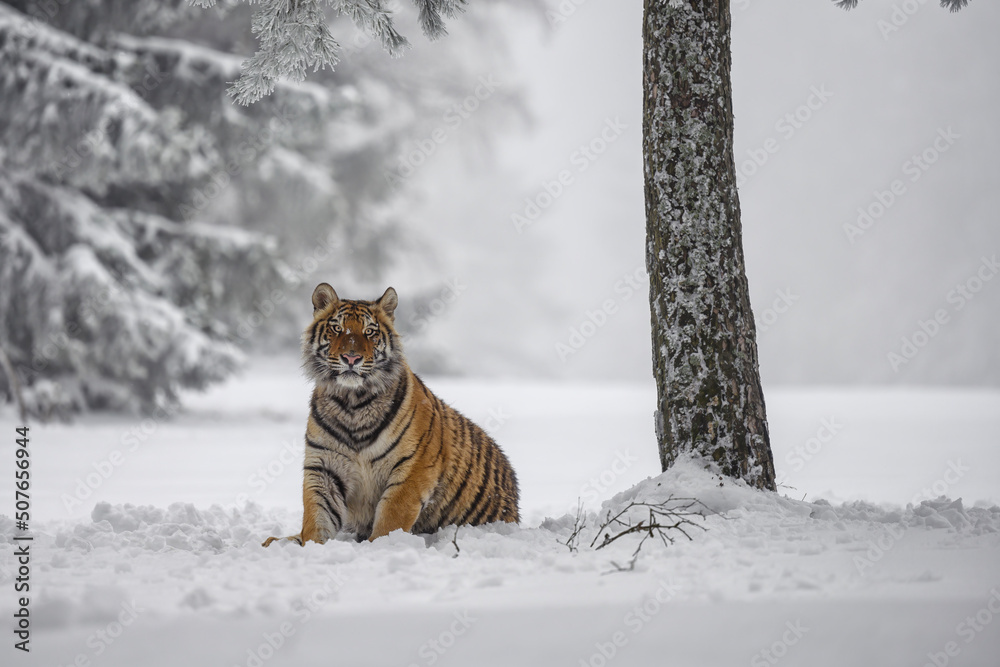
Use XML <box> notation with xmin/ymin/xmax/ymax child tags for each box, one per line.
<box><xmin>0</xmin><ymin>0</ymin><xmax>529</xmax><ymax>418</ymax></box>
<box><xmin>0</xmin><ymin>4</ymin><xmax>288</xmax><ymax>417</ymax></box>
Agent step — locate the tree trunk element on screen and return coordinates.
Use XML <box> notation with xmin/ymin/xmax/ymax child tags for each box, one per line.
<box><xmin>642</xmin><ymin>0</ymin><xmax>775</xmax><ymax>490</ymax></box>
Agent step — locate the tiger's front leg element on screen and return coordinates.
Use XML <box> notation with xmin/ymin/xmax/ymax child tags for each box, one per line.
<box><xmin>368</xmin><ymin>465</ymin><xmax>437</xmax><ymax>541</ymax></box>
<box><xmin>368</xmin><ymin>486</ymin><xmax>423</xmax><ymax>541</ymax></box>
<box><xmin>263</xmin><ymin>466</ymin><xmax>347</xmax><ymax>547</ymax></box>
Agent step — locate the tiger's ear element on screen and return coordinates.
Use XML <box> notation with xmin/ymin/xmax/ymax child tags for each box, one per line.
<box><xmin>377</xmin><ymin>287</ymin><xmax>398</xmax><ymax>320</ymax></box>
<box><xmin>312</xmin><ymin>283</ymin><xmax>339</xmax><ymax>313</ymax></box>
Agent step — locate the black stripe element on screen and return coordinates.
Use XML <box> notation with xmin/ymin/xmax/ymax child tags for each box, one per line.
<box><xmin>304</xmin><ymin>465</ymin><xmax>348</xmax><ymax>501</ymax></box>
<box><xmin>430</xmin><ymin>389</ymin><xmax>444</xmax><ymax>411</ymax></box>
<box><xmin>472</xmin><ymin>449</ymin><xmax>503</xmax><ymax>526</ymax></box>
<box><xmin>425</xmin><ymin>408</ymin><xmax>448</xmax><ymax>469</ymax></box>
<box><xmin>310</xmin><ymin>395</ymin><xmax>355</xmax><ymax>446</ymax></box>
<box><xmin>459</xmin><ymin>443</ymin><xmax>494</xmax><ymax>526</ymax></box>
<box><xmin>485</xmin><ymin>496</ymin><xmax>502</xmax><ymax>524</ymax></box>
<box><xmin>306</xmin><ymin>438</ymin><xmax>354</xmax><ymax>465</ymax></box>
<box><xmin>426</xmin><ymin>422</ymin><xmax>446</xmax><ymax>469</ymax></box>
<box><xmin>309</xmin><ymin>319</ymin><xmax>323</xmax><ymax>347</ymax></box>
<box><xmin>483</xmin><ymin>461</ymin><xmax>504</xmax><ymax>525</ymax></box>
<box><xmin>351</xmin><ymin>392</ymin><xmax>378</xmax><ymax>411</ymax></box>
<box><xmin>385</xmin><ymin>409</ymin><xmax>435</xmax><ymax>473</ymax></box>
<box><xmin>495</xmin><ymin>463</ymin><xmax>510</xmax><ymax>521</ymax></box>
<box><xmin>417</xmin><ymin>410</ymin><xmax>437</xmax><ymax>448</ymax></box>
<box><xmin>327</xmin><ymin>392</ymin><xmax>352</xmax><ymax>413</ymax></box>
<box><xmin>304</xmin><ymin>478</ymin><xmax>342</xmax><ymax>530</ymax></box>
<box><xmin>448</xmin><ymin>429</ymin><xmax>488</xmax><ymax>525</ymax></box>
<box><xmin>469</xmin><ymin>490</ymin><xmax>495</xmax><ymax>526</ymax></box>
<box><xmin>473</xmin><ymin>447</ymin><xmax>504</xmax><ymax>525</ymax></box>
<box><xmin>317</xmin><ymin>492</ymin><xmax>342</xmax><ymax>529</ymax></box>
<box><xmin>306</xmin><ymin>437</ymin><xmax>331</xmax><ymax>451</ymax></box>
<box><xmin>436</xmin><ymin>420</ymin><xmax>477</xmax><ymax>523</ymax></box>
<box><xmin>416</xmin><ymin>375</ymin><xmax>441</xmax><ymax>411</ymax></box>
<box><xmin>388</xmin><ymin>452</ymin><xmax>414</xmax><ymax>477</ymax></box>
<box><xmin>371</xmin><ymin>408</ymin><xmax>417</xmax><ymax>463</ymax></box>
<box><xmin>356</xmin><ymin>372</ymin><xmax>409</xmax><ymax>442</ymax></box>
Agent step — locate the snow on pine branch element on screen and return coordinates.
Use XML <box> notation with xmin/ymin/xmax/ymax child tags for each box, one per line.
<box><xmin>190</xmin><ymin>0</ymin><xmax>467</xmax><ymax>105</ymax></box>
<box><xmin>832</xmin><ymin>0</ymin><xmax>970</xmax><ymax>12</ymax></box>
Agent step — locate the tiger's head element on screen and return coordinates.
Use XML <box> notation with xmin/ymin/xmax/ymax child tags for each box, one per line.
<box><xmin>302</xmin><ymin>284</ymin><xmax>404</xmax><ymax>393</ymax></box>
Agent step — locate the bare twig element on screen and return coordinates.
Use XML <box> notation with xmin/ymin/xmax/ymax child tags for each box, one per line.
<box><xmin>451</xmin><ymin>525</ymin><xmax>460</xmax><ymax>558</ymax></box>
<box><xmin>589</xmin><ymin>497</ymin><xmax>710</xmax><ymax>552</ymax></box>
<box><xmin>559</xmin><ymin>500</ymin><xmax>587</xmax><ymax>553</ymax></box>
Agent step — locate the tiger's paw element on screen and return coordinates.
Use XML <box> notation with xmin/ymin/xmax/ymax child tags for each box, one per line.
<box><xmin>262</xmin><ymin>535</ymin><xmax>303</xmax><ymax>547</ymax></box>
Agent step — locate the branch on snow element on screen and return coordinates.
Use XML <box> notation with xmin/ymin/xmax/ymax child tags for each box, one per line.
<box><xmin>589</xmin><ymin>497</ymin><xmax>711</xmax><ymax>557</ymax></box>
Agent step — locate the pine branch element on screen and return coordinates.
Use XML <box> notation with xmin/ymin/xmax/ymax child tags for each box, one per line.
<box><xmin>941</xmin><ymin>0</ymin><xmax>970</xmax><ymax>11</ymax></box>
<box><xmin>191</xmin><ymin>0</ymin><xmax>474</xmax><ymax>104</ymax></box>
<box><xmin>411</xmin><ymin>0</ymin><xmax>468</xmax><ymax>39</ymax></box>
<box><xmin>833</xmin><ymin>0</ymin><xmax>970</xmax><ymax>11</ymax></box>
<box><xmin>334</xmin><ymin>0</ymin><xmax>409</xmax><ymax>55</ymax></box>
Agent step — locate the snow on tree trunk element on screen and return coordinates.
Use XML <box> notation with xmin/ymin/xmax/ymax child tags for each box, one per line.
<box><xmin>642</xmin><ymin>0</ymin><xmax>775</xmax><ymax>490</ymax></box>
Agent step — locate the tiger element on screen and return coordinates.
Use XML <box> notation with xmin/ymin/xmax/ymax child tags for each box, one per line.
<box><xmin>263</xmin><ymin>283</ymin><xmax>520</xmax><ymax>546</ymax></box>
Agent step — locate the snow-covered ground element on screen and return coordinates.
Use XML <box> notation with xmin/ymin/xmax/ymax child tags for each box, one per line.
<box><xmin>2</xmin><ymin>355</ymin><xmax>999</xmax><ymax>666</ymax></box>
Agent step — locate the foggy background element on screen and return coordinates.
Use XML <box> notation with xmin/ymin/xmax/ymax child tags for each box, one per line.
<box><xmin>392</xmin><ymin>0</ymin><xmax>1000</xmax><ymax>387</ymax></box>
<box><xmin>2</xmin><ymin>0</ymin><xmax>998</xmax><ymax>420</ymax></box>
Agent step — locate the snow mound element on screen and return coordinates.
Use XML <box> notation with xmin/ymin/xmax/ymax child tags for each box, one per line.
<box><xmin>600</xmin><ymin>456</ymin><xmax>1000</xmax><ymax>535</ymax></box>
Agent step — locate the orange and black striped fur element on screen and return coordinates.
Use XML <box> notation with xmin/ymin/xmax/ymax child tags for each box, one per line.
<box><xmin>263</xmin><ymin>284</ymin><xmax>519</xmax><ymax>546</ymax></box>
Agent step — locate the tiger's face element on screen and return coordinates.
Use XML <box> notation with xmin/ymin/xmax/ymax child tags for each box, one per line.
<box><xmin>303</xmin><ymin>284</ymin><xmax>402</xmax><ymax>392</ymax></box>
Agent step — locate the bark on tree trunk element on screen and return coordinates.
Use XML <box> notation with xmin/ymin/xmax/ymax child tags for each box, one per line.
<box><xmin>643</xmin><ymin>0</ymin><xmax>775</xmax><ymax>490</ymax></box>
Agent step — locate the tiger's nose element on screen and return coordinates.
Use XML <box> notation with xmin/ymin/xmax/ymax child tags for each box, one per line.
<box><xmin>342</xmin><ymin>354</ymin><xmax>362</xmax><ymax>367</ymax></box>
